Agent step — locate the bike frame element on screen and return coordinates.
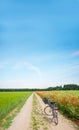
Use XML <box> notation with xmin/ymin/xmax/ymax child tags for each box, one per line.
<box><xmin>43</xmin><ymin>97</ymin><xmax>58</xmax><ymax>125</ymax></box>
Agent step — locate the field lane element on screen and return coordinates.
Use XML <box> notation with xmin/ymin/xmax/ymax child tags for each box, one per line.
<box><xmin>6</xmin><ymin>93</ymin><xmax>33</xmax><ymax>130</ymax></box>
<box><xmin>6</xmin><ymin>92</ymin><xmax>79</xmax><ymax>130</ymax></box>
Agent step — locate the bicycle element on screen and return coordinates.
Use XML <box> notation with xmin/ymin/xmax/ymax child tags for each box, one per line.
<box><xmin>43</xmin><ymin>97</ymin><xmax>59</xmax><ymax>125</ymax></box>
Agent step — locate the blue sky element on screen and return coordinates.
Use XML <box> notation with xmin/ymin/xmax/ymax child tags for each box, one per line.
<box><xmin>0</xmin><ymin>0</ymin><xmax>79</xmax><ymax>88</ymax></box>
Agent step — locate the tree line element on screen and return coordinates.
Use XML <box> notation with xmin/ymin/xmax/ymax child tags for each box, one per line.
<box><xmin>0</xmin><ymin>84</ymin><xmax>79</xmax><ymax>92</ymax></box>
<box><xmin>47</xmin><ymin>84</ymin><xmax>79</xmax><ymax>90</ymax></box>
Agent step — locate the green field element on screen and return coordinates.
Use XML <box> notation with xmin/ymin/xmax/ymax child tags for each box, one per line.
<box><xmin>0</xmin><ymin>91</ymin><xmax>32</xmax><ymax>129</ymax></box>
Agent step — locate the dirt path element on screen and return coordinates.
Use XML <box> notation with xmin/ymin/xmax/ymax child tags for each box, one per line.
<box><xmin>7</xmin><ymin>92</ymin><xmax>79</xmax><ymax>130</ymax></box>
<box><xmin>6</xmin><ymin>93</ymin><xmax>33</xmax><ymax>130</ymax></box>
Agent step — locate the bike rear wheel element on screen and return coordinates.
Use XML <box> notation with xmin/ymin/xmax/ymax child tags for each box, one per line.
<box><xmin>44</xmin><ymin>106</ymin><xmax>53</xmax><ymax>116</ymax></box>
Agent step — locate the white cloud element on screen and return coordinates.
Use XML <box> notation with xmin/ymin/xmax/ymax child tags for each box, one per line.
<box><xmin>25</xmin><ymin>62</ymin><xmax>41</xmax><ymax>77</ymax></box>
<box><xmin>12</xmin><ymin>61</ymin><xmax>41</xmax><ymax>78</ymax></box>
<box><xmin>70</xmin><ymin>50</ymin><xmax>79</xmax><ymax>57</ymax></box>
<box><xmin>1</xmin><ymin>80</ymin><xmax>27</xmax><ymax>88</ymax></box>
<box><xmin>0</xmin><ymin>60</ymin><xmax>41</xmax><ymax>78</ymax></box>
<box><xmin>12</xmin><ymin>63</ymin><xmax>21</xmax><ymax>69</ymax></box>
<box><xmin>0</xmin><ymin>61</ymin><xmax>8</xmax><ymax>68</ymax></box>
<box><xmin>7</xmin><ymin>79</ymin><xmax>25</xmax><ymax>84</ymax></box>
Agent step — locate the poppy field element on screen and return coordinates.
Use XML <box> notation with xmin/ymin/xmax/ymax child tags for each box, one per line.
<box><xmin>36</xmin><ymin>91</ymin><xmax>79</xmax><ymax>122</ymax></box>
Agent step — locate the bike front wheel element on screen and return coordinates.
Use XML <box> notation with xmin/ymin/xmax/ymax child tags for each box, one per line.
<box><xmin>52</xmin><ymin>111</ymin><xmax>58</xmax><ymax>125</ymax></box>
<box><xmin>44</xmin><ymin>106</ymin><xmax>53</xmax><ymax>116</ymax></box>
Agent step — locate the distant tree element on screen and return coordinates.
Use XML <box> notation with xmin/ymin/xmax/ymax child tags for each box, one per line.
<box><xmin>63</xmin><ymin>84</ymin><xmax>79</xmax><ymax>90</ymax></box>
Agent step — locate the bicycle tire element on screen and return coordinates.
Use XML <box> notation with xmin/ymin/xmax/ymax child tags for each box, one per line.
<box><xmin>52</xmin><ymin>111</ymin><xmax>58</xmax><ymax>125</ymax></box>
<box><xmin>44</xmin><ymin>106</ymin><xmax>53</xmax><ymax>116</ymax></box>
